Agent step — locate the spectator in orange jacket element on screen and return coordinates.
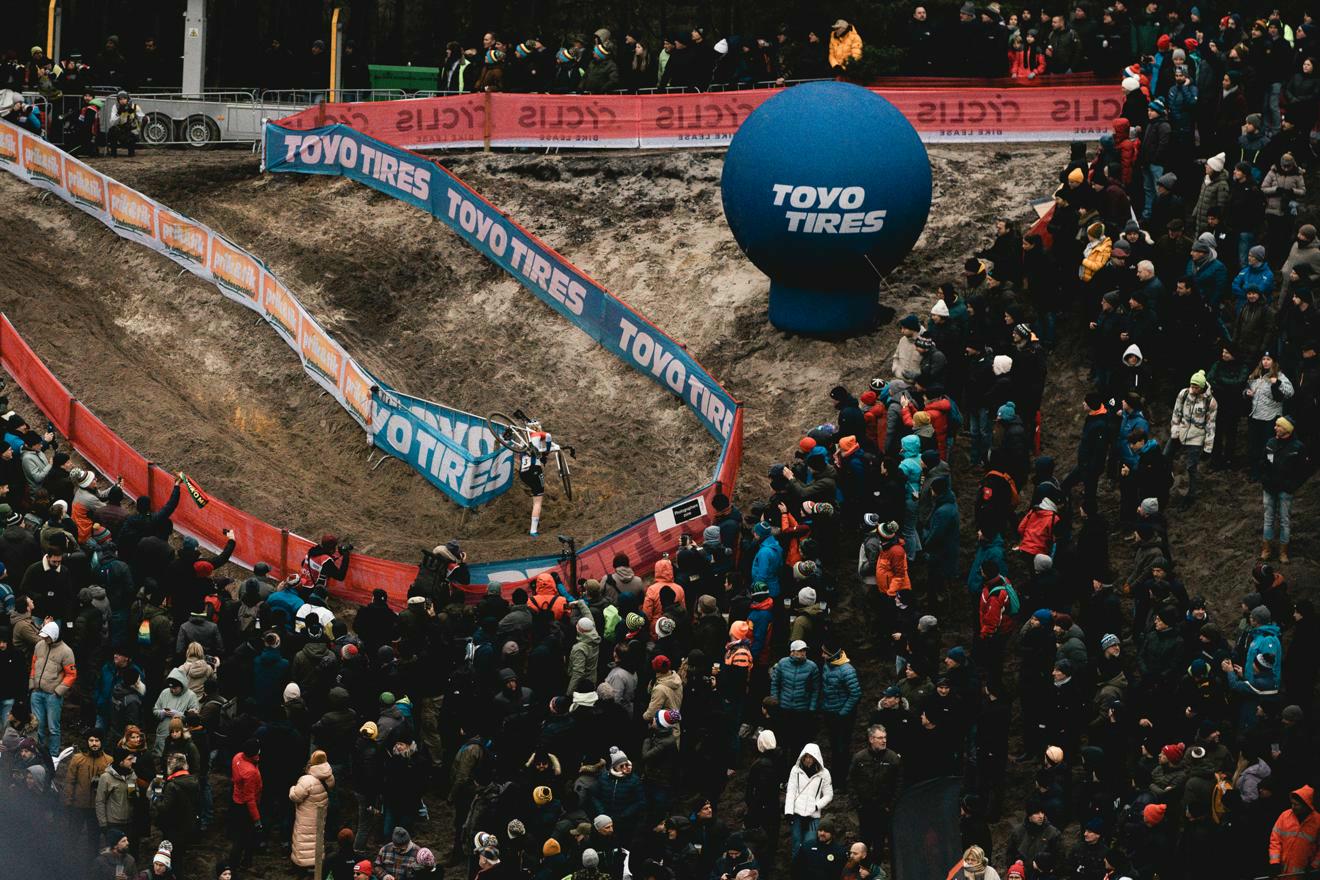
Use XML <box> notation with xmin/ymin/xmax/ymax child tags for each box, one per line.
<box><xmin>643</xmin><ymin>558</ymin><xmax>684</xmax><ymax>624</ymax></box>
<box><xmin>528</xmin><ymin>571</ymin><xmax>569</xmax><ymax>620</ymax></box>
<box><xmin>828</xmin><ymin>20</ymin><xmax>863</xmax><ymax>70</ymax></box>
<box><xmin>874</xmin><ymin>521</ymin><xmax>911</xmax><ymax>597</ymax></box>
<box><xmin>1270</xmin><ymin>785</ymin><xmax>1320</xmax><ymax>877</ymax></box>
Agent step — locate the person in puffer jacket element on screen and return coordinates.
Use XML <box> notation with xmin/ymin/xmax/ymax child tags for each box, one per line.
<box><xmin>773</xmin><ymin>640</ymin><xmax>822</xmax><ymax>761</ymax></box>
<box><xmin>1015</xmin><ymin>497</ymin><xmax>1060</xmax><ymax>561</ymax></box>
<box><xmin>784</xmin><ymin>742</ymin><xmax>834</xmax><ymax>856</ymax></box>
<box><xmin>820</xmin><ymin>645</ymin><xmax>861</xmax><ymax>787</ymax></box>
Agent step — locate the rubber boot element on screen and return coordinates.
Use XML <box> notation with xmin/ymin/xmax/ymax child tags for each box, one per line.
<box><xmin>1279</xmin><ymin>544</ymin><xmax>1290</xmax><ymax>564</ymax></box>
<box><xmin>1260</xmin><ymin>540</ymin><xmax>1273</xmax><ymax>561</ymax></box>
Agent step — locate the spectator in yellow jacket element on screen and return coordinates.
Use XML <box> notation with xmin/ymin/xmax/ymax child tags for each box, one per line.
<box><xmin>829</xmin><ymin>20</ymin><xmax>863</xmax><ymax>70</ymax></box>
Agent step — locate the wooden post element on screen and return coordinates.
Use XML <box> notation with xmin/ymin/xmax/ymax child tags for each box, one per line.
<box><xmin>482</xmin><ymin>91</ymin><xmax>492</xmax><ymax>152</ymax></box>
<box><xmin>312</xmin><ymin>801</ymin><xmax>326</xmax><ymax>880</ymax></box>
<box><xmin>280</xmin><ymin>528</ymin><xmax>290</xmax><ymax>578</ymax></box>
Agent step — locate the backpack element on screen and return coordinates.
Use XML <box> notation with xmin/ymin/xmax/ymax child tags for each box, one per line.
<box><xmin>991</xmin><ymin>580</ymin><xmax>1022</xmax><ymax>616</ymax></box>
<box><xmin>946</xmin><ymin>397</ymin><xmax>964</xmax><ymax>432</ymax></box>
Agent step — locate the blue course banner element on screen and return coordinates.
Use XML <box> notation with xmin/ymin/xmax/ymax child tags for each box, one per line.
<box><xmin>264</xmin><ymin>122</ymin><xmax>738</xmax><ymax>448</ymax></box>
<box><xmin>370</xmin><ymin>385</ymin><xmax>513</xmax><ymax>508</ymax></box>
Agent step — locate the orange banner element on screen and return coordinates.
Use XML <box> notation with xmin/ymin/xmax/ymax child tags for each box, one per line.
<box><xmin>209</xmin><ymin>235</ymin><xmax>261</xmax><ymax>300</ymax></box>
<box><xmin>20</xmin><ymin>132</ymin><xmax>62</xmax><ymax>186</ymax></box>
<box><xmin>61</xmin><ymin>156</ymin><xmax>107</xmax><ymax>212</ymax></box>
<box><xmin>106</xmin><ymin>180</ymin><xmax>157</xmax><ymax>238</ymax></box>
<box><xmin>157</xmin><ymin>209</ymin><xmax>210</xmax><ymax>267</ymax></box>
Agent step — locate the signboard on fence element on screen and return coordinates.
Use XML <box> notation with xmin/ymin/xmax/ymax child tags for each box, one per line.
<box><xmin>276</xmin><ymin>83</ymin><xmax>1127</xmax><ymax>149</ymax></box>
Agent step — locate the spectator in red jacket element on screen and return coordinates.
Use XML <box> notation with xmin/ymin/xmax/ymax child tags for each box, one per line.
<box><xmin>228</xmin><ymin>739</ymin><xmax>264</xmax><ymax>869</ymax></box>
<box><xmin>976</xmin><ymin>560</ymin><xmax>1017</xmax><ymax>688</ymax></box>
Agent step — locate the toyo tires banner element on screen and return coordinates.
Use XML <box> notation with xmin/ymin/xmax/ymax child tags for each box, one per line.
<box><xmin>264</xmin><ymin>122</ymin><xmax>739</xmax><ymax>447</ymax></box>
<box><xmin>274</xmin><ymin>83</ymin><xmax>1127</xmax><ymax>149</ymax></box>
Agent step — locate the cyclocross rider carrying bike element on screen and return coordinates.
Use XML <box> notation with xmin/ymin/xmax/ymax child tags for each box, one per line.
<box><xmin>518</xmin><ymin>423</ymin><xmax>556</xmax><ymax>537</ymax></box>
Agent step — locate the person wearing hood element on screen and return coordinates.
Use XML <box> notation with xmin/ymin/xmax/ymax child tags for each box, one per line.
<box><xmin>785</xmin><ymin>742</ymin><xmax>834</xmax><ymax>856</ymax></box>
<box><xmin>1243</xmin><ymin>604</ymin><xmax>1284</xmax><ymax>685</ymax></box>
<box><xmin>566</xmin><ymin>614</ymin><xmax>601</xmax><ymax>695</ymax></box>
<box><xmin>529</xmin><ymin>571</ymin><xmax>570</xmax><ymax>620</ymax></box>
<box><xmin>28</xmin><ymin>619</ymin><xmax>76</xmax><ymax>757</ymax></box>
<box><xmin>993</xmin><ymin>402</ymin><xmax>1030</xmax><ymax>487</ymax></box>
<box><xmin>151</xmin><ymin>668</ymin><xmax>199</xmax><ymax>756</ymax></box>
<box><xmin>288</xmin><ymin>749</ymin><xmax>335</xmax><ymax>867</ymax></box>
<box><xmin>1269</xmin><ymin>786</ymin><xmax>1320</xmax><ymax>876</ymax></box>
<box><xmin>1015</xmin><ymin>497</ymin><xmax>1060</xmax><ymax>570</ymax></box>
<box><xmin>603</xmin><ymin>552</ymin><xmax>646</xmax><ymax>610</ymax></box>
<box><xmin>581</xmin><ymin>41</ymin><xmax>620</xmax><ymax>93</ymax></box>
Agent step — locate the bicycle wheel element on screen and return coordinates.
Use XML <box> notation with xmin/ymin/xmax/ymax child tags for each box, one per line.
<box><xmin>554</xmin><ymin>449</ymin><xmax>574</xmax><ymax>502</ymax></box>
<box><xmin>485</xmin><ymin>411</ymin><xmax>531</xmax><ymax>454</ymax></box>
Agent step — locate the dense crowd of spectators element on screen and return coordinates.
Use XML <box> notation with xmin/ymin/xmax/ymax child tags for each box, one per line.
<box><xmin>2</xmin><ymin>5</ymin><xmax>1320</xmax><ymax>880</ymax></box>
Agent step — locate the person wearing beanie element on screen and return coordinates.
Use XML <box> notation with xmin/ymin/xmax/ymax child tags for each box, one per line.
<box><xmin>1066</xmin><ymin>817</ymin><xmax>1107</xmax><ymax>879</ymax></box>
<box><xmin>582</xmin><ymin>746</ymin><xmax>645</xmax><ymax>842</ymax></box>
<box><xmin>1192</xmin><ymin>151</ymin><xmax>1230</xmax><ymax>241</ymax></box>
<box><xmin>1261</xmin><ymin>402</ymin><xmax>1305</xmax><ymax>562</ymax></box>
<box><xmin>565</xmin><ymin>605</ymin><xmax>602</xmax><ymax>696</ymax></box>
<box><xmin>65</xmin><ymin>727</ymin><xmax>113</xmax><ymax>852</ymax></box>
<box><xmin>1141</xmin><ymin>95</ymin><xmax>1174</xmax><ymax>218</ymax></box>
<box><xmin>1005</xmin><ymin>799</ymin><xmax>1062</xmax><ymax>874</ymax></box>
<box><xmin>1168</xmin><ymin>368</ymin><xmax>1218</xmax><ymax>505</ymax></box>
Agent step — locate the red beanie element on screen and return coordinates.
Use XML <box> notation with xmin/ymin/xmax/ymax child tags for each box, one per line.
<box><xmin>798</xmin><ymin>437</ymin><xmax>816</xmax><ymax>453</ymax></box>
<box><xmin>651</xmin><ymin>655</ymin><xmax>671</xmax><ymax>673</ymax></box>
<box><xmin>194</xmin><ymin>561</ymin><xmax>214</xmax><ymax>577</ymax></box>
<box><xmin>1161</xmin><ymin>742</ymin><xmax>1186</xmax><ymax>763</ymax></box>
<box><xmin>1156</xmin><ymin>34</ymin><xmax>1172</xmax><ymax>50</ymax></box>
<box><xmin>1007</xmin><ymin>861</ymin><xmax>1026</xmax><ymax>879</ymax></box>
<box><xmin>860</xmin><ymin>390</ymin><xmax>878</xmax><ymax>406</ymax></box>
<box><xmin>1143</xmin><ymin>803</ymin><xmax>1168</xmax><ymax>825</ymax></box>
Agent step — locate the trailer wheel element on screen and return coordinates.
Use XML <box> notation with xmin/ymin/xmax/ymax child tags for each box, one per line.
<box><xmin>184</xmin><ymin>115</ymin><xmax>220</xmax><ymax>148</ymax></box>
<box><xmin>141</xmin><ymin>113</ymin><xmax>174</xmax><ymax>146</ymax></box>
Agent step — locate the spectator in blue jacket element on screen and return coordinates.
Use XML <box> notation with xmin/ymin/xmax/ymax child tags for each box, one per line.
<box><xmin>772</xmin><ymin>639</ymin><xmax>822</xmax><ymax>761</ymax></box>
<box><xmin>1232</xmin><ymin>246</ymin><xmax>1276</xmax><ymax>314</ymax></box>
<box><xmin>820</xmin><ymin>643</ymin><xmax>861</xmax><ymax>787</ymax></box>
<box><xmin>750</xmin><ymin>520</ymin><xmax>783</xmax><ymax>599</ymax></box>
<box><xmin>252</xmin><ymin>630</ymin><xmax>291</xmax><ymax>713</ymax></box>
<box><xmin>1115</xmin><ymin>393</ymin><xmax>1151</xmax><ymax>472</ymax></box>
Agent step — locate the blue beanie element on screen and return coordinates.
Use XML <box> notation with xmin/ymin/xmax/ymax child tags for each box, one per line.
<box><xmin>753</xmin><ymin>521</ymin><xmax>772</xmax><ymax>539</ymax></box>
<box><xmin>898</xmin><ymin>314</ymin><xmax>921</xmax><ymax>332</ymax></box>
<box><xmin>997</xmin><ymin>401</ymin><xmax>1016</xmax><ymax>421</ymax></box>
<box><xmin>1149</xmin><ymin>97</ymin><xmax>1166</xmax><ymax>115</ymax></box>
<box><xmin>1032</xmin><ymin>608</ymin><xmax>1053</xmax><ymax>623</ymax></box>
<box><xmin>946</xmin><ymin>646</ymin><xmax>967</xmax><ymax>663</ymax></box>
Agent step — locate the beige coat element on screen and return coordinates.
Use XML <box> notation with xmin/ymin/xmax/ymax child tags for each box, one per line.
<box><xmin>288</xmin><ymin>761</ymin><xmax>335</xmax><ymax>866</ymax></box>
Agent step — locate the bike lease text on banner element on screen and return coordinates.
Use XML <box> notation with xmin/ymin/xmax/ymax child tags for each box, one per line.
<box><xmin>0</xmin><ymin>117</ymin><xmax>513</xmax><ymax>510</ymax></box>
<box><xmin>275</xmin><ymin>83</ymin><xmax>1126</xmax><ymax>149</ymax></box>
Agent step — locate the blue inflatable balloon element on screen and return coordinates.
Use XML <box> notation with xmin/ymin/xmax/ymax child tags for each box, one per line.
<box><xmin>721</xmin><ymin>81</ymin><xmax>933</xmax><ymax>335</ymax></box>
